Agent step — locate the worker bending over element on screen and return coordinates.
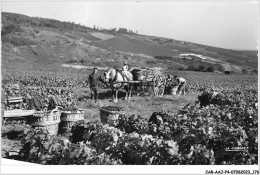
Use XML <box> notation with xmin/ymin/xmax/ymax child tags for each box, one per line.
<box><xmin>174</xmin><ymin>76</ymin><xmax>186</xmax><ymax>96</ymax></box>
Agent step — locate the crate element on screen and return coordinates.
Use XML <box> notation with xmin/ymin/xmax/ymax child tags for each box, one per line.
<box><xmin>2</xmin><ymin>109</ymin><xmax>35</xmax><ymax>126</ymax></box>
<box><xmin>99</xmin><ymin>106</ymin><xmax>125</xmax><ymax>126</ymax></box>
<box><xmin>5</xmin><ymin>96</ymin><xmax>23</xmax><ymax>103</ymax></box>
<box><xmin>4</xmin><ymin>109</ymin><xmax>35</xmax><ymax>118</ymax></box>
<box><xmin>59</xmin><ymin>110</ymin><xmax>85</xmax><ymax>132</ymax></box>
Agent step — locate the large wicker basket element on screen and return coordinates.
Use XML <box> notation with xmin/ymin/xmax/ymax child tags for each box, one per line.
<box><xmin>59</xmin><ymin>109</ymin><xmax>85</xmax><ymax>132</ymax></box>
<box><xmin>33</xmin><ymin>122</ymin><xmax>60</xmax><ymax>135</ymax></box>
<box><xmin>27</xmin><ymin>107</ymin><xmax>61</xmax><ymax>125</ymax></box>
<box><xmin>26</xmin><ymin>107</ymin><xmax>61</xmax><ymax>135</ymax></box>
<box><xmin>99</xmin><ymin>106</ymin><xmax>125</xmax><ymax>126</ymax></box>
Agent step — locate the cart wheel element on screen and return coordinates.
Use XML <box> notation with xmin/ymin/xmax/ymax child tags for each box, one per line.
<box><xmin>153</xmin><ymin>74</ymin><xmax>166</xmax><ymax>97</ymax></box>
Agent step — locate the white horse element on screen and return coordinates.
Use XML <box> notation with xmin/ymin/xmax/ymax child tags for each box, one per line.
<box><xmin>104</xmin><ymin>68</ymin><xmax>133</xmax><ymax>103</ymax></box>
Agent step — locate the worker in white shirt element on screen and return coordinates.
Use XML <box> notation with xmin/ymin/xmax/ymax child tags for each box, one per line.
<box><xmin>122</xmin><ymin>60</ymin><xmax>130</xmax><ymax>81</ymax></box>
<box><xmin>122</xmin><ymin>60</ymin><xmax>128</xmax><ymax>72</ymax></box>
<box><xmin>174</xmin><ymin>76</ymin><xmax>186</xmax><ymax>96</ymax></box>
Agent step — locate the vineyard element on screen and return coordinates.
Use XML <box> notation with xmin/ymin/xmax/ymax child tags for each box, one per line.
<box><xmin>1</xmin><ymin>60</ymin><xmax>258</xmax><ymax>165</ymax></box>
<box><xmin>0</xmin><ymin>9</ymin><xmax>258</xmax><ymax>170</ymax></box>
<box><xmin>2</xmin><ymin>60</ymin><xmax>257</xmax><ymax>91</ymax></box>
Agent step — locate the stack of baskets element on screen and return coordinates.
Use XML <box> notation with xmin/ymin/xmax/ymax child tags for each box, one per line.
<box><xmin>100</xmin><ymin>106</ymin><xmax>125</xmax><ymax>126</ymax></box>
<box><xmin>26</xmin><ymin>106</ymin><xmax>61</xmax><ymax>135</ymax></box>
<box><xmin>59</xmin><ymin>109</ymin><xmax>85</xmax><ymax>133</ymax></box>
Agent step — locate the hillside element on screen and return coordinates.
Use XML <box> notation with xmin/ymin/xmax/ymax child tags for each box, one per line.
<box><xmin>1</xmin><ymin>12</ymin><xmax>258</xmax><ymax>73</ymax></box>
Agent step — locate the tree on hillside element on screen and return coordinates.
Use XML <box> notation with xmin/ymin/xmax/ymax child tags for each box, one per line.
<box><xmin>1</xmin><ymin>23</ymin><xmax>22</xmax><ymax>36</ymax></box>
<box><xmin>186</xmin><ymin>66</ymin><xmax>196</xmax><ymax>71</ymax></box>
<box><xmin>207</xmin><ymin>66</ymin><xmax>215</xmax><ymax>72</ymax></box>
<box><xmin>198</xmin><ymin>65</ymin><xmax>205</xmax><ymax>72</ymax></box>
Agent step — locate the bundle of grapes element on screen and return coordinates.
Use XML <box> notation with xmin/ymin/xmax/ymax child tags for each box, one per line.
<box><xmin>3</xmin><ymin>83</ymin><xmax>34</xmax><ymax>119</ymax></box>
<box><xmin>26</xmin><ymin>106</ymin><xmax>61</xmax><ymax>135</ymax></box>
<box><xmin>59</xmin><ymin>106</ymin><xmax>85</xmax><ymax>133</ymax></box>
<box><xmin>4</xmin><ymin>84</ymin><xmax>23</xmax><ymax>107</ymax></box>
<box><xmin>100</xmin><ymin>106</ymin><xmax>125</xmax><ymax>126</ymax></box>
<box><xmin>5</xmin><ymin>84</ymin><xmax>21</xmax><ymax>96</ymax></box>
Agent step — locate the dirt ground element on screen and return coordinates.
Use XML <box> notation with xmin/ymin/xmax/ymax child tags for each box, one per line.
<box><xmin>75</xmin><ymin>88</ymin><xmax>200</xmax><ymax>122</ymax></box>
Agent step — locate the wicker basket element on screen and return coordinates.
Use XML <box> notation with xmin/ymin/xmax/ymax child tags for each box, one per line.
<box><xmin>60</xmin><ymin>110</ymin><xmax>85</xmax><ymax>122</ymax></box>
<box><xmin>59</xmin><ymin>109</ymin><xmax>85</xmax><ymax>132</ymax></box>
<box><xmin>26</xmin><ymin>107</ymin><xmax>61</xmax><ymax>135</ymax></box>
<box><xmin>99</xmin><ymin>106</ymin><xmax>125</xmax><ymax>126</ymax></box>
<box><xmin>4</xmin><ymin>109</ymin><xmax>35</xmax><ymax>118</ymax></box>
<box><xmin>166</xmin><ymin>86</ymin><xmax>178</xmax><ymax>95</ymax></box>
<box><xmin>27</xmin><ymin>107</ymin><xmax>61</xmax><ymax>125</ymax></box>
<box><xmin>32</xmin><ymin>121</ymin><xmax>60</xmax><ymax>135</ymax></box>
<box><xmin>169</xmin><ymin>85</ymin><xmax>179</xmax><ymax>95</ymax></box>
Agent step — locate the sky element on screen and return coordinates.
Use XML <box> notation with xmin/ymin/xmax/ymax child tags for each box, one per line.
<box><xmin>1</xmin><ymin>1</ymin><xmax>259</xmax><ymax>50</ymax></box>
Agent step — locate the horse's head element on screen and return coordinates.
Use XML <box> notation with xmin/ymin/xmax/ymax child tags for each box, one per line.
<box><xmin>104</xmin><ymin>69</ymin><xmax>110</xmax><ymax>83</ymax></box>
<box><xmin>104</xmin><ymin>68</ymin><xmax>116</xmax><ymax>83</ymax></box>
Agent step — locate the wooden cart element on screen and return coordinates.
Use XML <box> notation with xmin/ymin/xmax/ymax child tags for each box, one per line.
<box><xmin>113</xmin><ymin>68</ymin><xmax>166</xmax><ymax>97</ymax></box>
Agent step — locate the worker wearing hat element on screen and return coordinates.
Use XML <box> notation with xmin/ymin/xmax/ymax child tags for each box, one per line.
<box><xmin>122</xmin><ymin>60</ymin><xmax>128</xmax><ymax>70</ymax></box>
<box><xmin>166</xmin><ymin>74</ymin><xmax>173</xmax><ymax>82</ymax></box>
<box><xmin>88</xmin><ymin>68</ymin><xmax>99</xmax><ymax>102</ymax></box>
<box><xmin>165</xmin><ymin>74</ymin><xmax>174</xmax><ymax>87</ymax></box>
<box><xmin>122</xmin><ymin>60</ymin><xmax>130</xmax><ymax>81</ymax></box>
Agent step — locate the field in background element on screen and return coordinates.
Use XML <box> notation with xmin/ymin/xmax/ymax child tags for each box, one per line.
<box><xmin>1</xmin><ymin>12</ymin><xmax>258</xmax><ymax>73</ymax></box>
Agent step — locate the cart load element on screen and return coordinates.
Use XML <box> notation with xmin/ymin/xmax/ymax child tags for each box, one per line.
<box><xmin>131</xmin><ymin>68</ymin><xmax>162</xmax><ymax>81</ymax></box>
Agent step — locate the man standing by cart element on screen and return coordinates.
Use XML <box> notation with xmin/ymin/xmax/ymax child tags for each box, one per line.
<box><xmin>174</xmin><ymin>75</ymin><xmax>186</xmax><ymax>96</ymax></box>
<box><xmin>88</xmin><ymin>68</ymin><xmax>99</xmax><ymax>102</ymax></box>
